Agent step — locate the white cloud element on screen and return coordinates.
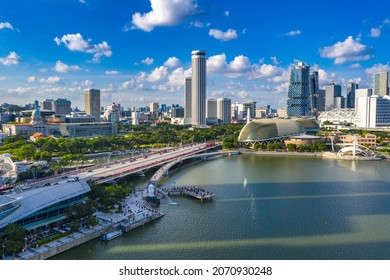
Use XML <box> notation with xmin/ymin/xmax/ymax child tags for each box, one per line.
<box><xmin>141</xmin><ymin>57</ymin><xmax>154</xmax><ymax>65</ymax></box>
<box><xmin>316</xmin><ymin>68</ymin><xmax>346</xmax><ymax>87</ymax></box>
<box><xmin>0</xmin><ymin>22</ymin><xmax>14</xmax><ymax>30</ymax></box>
<box><xmin>39</xmin><ymin>68</ymin><xmax>48</xmax><ymax>73</ymax></box>
<box><xmin>365</xmin><ymin>63</ymin><xmax>390</xmax><ymax>76</ymax></box>
<box><xmin>319</xmin><ymin>36</ymin><xmax>371</xmax><ymax>64</ymax></box>
<box><xmin>370</xmin><ymin>28</ymin><xmax>382</xmax><ymax>38</ymax></box>
<box><xmin>164</xmin><ymin>56</ymin><xmax>181</xmax><ymax>68</ymax></box>
<box><xmin>129</xmin><ymin>0</ymin><xmax>198</xmax><ymax>32</ymax></box>
<box><xmin>105</xmin><ymin>70</ymin><xmax>119</xmax><ymax>75</ymax></box>
<box><xmin>39</xmin><ymin>76</ymin><xmax>62</xmax><ymax>84</ymax></box>
<box><xmin>350</xmin><ymin>63</ymin><xmax>362</xmax><ymax>69</ymax></box>
<box><xmin>54</xmin><ymin>60</ymin><xmax>80</xmax><ymax>73</ymax></box>
<box><xmin>79</xmin><ymin>0</ymin><xmax>87</xmax><ymax>4</ymax></box>
<box><xmin>370</xmin><ymin>19</ymin><xmax>390</xmax><ymax>38</ymax></box>
<box><xmin>237</xmin><ymin>90</ymin><xmax>250</xmax><ymax>99</ymax></box>
<box><xmin>209</xmin><ymin>28</ymin><xmax>238</xmax><ymax>41</ymax></box>
<box><xmin>166</xmin><ymin>67</ymin><xmax>191</xmax><ymax>87</ymax></box>
<box><xmin>27</xmin><ymin>76</ymin><xmax>37</xmax><ymax>83</ymax></box>
<box><xmin>54</xmin><ymin>33</ymin><xmax>112</xmax><ymax>63</ymax></box>
<box><xmin>285</xmin><ymin>30</ymin><xmax>302</xmax><ymax>36</ymax></box>
<box><xmin>0</xmin><ymin>77</ymin><xmax>5</xmax><ymax>81</ymax></box>
<box><xmin>0</xmin><ymin>52</ymin><xmax>20</xmax><ymax>65</ymax></box>
<box><xmin>224</xmin><ymin>11</ymin><xmax>230</xmax><ymax>17</ymax></box>
<box><xmin>146</xmin><ymin>66</ymin><xmax>168</xmax><ymax>82</ymax></box>
<box><xmin>250</xmin><ymin>64</ymin><xmax>287</xmax><ymax>82</ymax></box>
<box><xmin>207</xmin><ymin>53</ymin><xmax>252</xmax><ymax>78</ymax></box>
<box><xmin>82</xmin><ymin>80</ymin><xmax>94</xmax><ymax>87</ymax></box>
<box><xmin>270</xmin><ymin>56</ymin><xmax>280</xmax><ymax>65</ymax></box>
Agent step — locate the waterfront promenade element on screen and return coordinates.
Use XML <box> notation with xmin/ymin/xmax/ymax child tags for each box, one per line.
<box><xmin>15</xmin><ymin>188</ymin><xmax>163</xmax><ymax>260</ymax></box>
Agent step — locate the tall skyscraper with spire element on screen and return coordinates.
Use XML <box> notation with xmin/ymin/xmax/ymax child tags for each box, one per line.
<box><xmin>286</xmin><ymin>60</ymin><xmax>310</xmax><ymax>117</ymax></box>
<box><xmin>191</xmin><ymin>50</ymin><xmax>207</xmax><ymax>126</ymax></box>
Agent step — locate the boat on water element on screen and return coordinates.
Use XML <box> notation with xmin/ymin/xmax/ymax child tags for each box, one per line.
<box><xmin>101</xmin><ymin>228</ymin><xmax>123</xmax><ymax>241</ymax></box>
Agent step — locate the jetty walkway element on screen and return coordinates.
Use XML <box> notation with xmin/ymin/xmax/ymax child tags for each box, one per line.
<box><xmin>161</xmin><ymin>186</ymin><xmax>215</xmax><ymax>201</ymax></box>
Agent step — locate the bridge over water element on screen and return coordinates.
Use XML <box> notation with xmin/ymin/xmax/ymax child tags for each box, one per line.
<box><xmin>91</xmin><ymin>143</ymin><xmax>223</xmax><ymax>185</ymax></box>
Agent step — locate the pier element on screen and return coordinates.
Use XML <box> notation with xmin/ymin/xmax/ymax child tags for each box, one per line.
<box><xmin>161</xmin><ymin>186</ymin><xmax>215</xmax><ymax>201</ymax></box>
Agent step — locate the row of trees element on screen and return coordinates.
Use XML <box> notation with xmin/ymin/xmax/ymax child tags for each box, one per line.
<box><xmin>249</xmin><ymin>141</ymin><xmax>328</xmax><ymax>152</ymax></box>
<box><xmin>1</xmin><ymin>123</ymin><xmax>244</xmax><ymax>163</ymax></box>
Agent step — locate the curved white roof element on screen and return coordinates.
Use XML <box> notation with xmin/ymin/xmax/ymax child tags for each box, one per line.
<box><xmin>0</xmin><ymin>181</ymin><xmax>90</xmax><ymax>230</ymax></box>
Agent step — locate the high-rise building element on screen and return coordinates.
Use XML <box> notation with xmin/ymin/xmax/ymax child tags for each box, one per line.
<box><xmin>347</xmin><ymin>82</ymin><xmax>359</xmax><ymax>108</ymax></box>
<box><xmin>206</xmin><ymin>98</ymin><xmax>218</xmax><ymax>125</ymax></box>
<box><xmin>150</xmin><ymin>102</ymin><xmax>159</xmax><ymax>113</ymax></box>
<box><xmin>309</xmin><ymin>71</ymin><xmax>319</xmax><ymax>114</ymax></box>
<box><xmin>53</xmin><ymin>99</ymin><xmax>71</xmax><ymax>116</ymax></box>
<box><xmin>84</xmin><ymin>89</ymin><xmax>101</xmax><ymax>122</ymax></box>
<box><xmin>184</xmin><ymin>77</ymin><xmax>192</xmax><ymax>119</ymax></box>
<box><xmin>242</xmin><ymin>101</ymin><xmax>256</xmax><ymax>120</ymax></box>
<box><xmin>325</xmin><ymin>83</ymin><xmax>342</xmax><ymax>111</ymax></box>
<box><xmin>191</xmin><ymin>50</ymin><xmax>206</xmax><ymax>126</ymax></box>
<box><xmin>217</xmin><ymin>98</ymin><xmax>231</xmax><ymax>124</ymax></box>
<box><xmin>206</xmin><ymin>98</ymin><xmax>217</xmax><ymax>118</ymax></box>
<box><xmin>356</xmin><ymin>95</ymin><xmax>390</xmax><ymax>128</ymax></box>
<box><xmin>40</xmin><ymin>99</ymin><xmax>54</xmax><ymax>111</ymax></box>
<box><xmin>373</xmin><ymin>71</ymin><xmax>388</xmax><ymax>96</ymax></box>
<box><xmin>286</xmin><ymin>60</ymin><xmax>310</xmax><ymax>117</ymax></box>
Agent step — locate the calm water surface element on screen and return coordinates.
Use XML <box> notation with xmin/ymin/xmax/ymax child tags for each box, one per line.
<box><xmin>52</xmin><ymin>154</ymin><xmax>390</xmax><ymax>260</ymax></box>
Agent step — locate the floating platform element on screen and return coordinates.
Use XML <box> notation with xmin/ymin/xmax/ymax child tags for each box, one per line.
<box><xmin>161</xmin><ymin>186</ymin><xmax>215</xmax><ymax>201</ymax></box>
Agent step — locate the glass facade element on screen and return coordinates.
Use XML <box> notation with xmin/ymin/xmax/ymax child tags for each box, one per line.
<box><xmin>287</xmin><ymin>61</ymin><xmax>310</xmax><ymax>117</ymax></box>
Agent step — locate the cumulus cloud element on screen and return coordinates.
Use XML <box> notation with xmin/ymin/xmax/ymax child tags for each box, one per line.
<box><xmin>365</xmin><ymin>63</ymin><xmax>390</xmax><ymax>76</ymax></box>
<box><xmin>209</xmin><ymin>28</ymin><xmax>238</xmax><ymax>41</ymax></box>
<box><xmin>285</xmin><ymin>30</ymin><xmax>302</xmax><ymax>36</ymax></box>
<box><xmin>146</xmin><ymin>66</ymin><xmax>168</xmax><ymax>82</ymax></box>
<box><xmin>164</xmin><ymin>56</ymin><xmax>181</xmax><ymax>67</ymax></box>
<box><xmin>350</xmin><ymin>63</ymin><xmax>362</xmax><ymax>69</ymax></box>
<box><xmin>141</xmin><ymin>57</ymin><xmax>154</xmax><ymax>65</ymax></box>
<box><xmin>129</xmin><ymin>0</ymin><xmax>198</xmax><ymax>32</ymax></box>
<box><xmin>27</xmin><ymin>76</ymin><xmax>37</xmax><ymax>83</ymax></box>
<box><xmin>39</xmin><ymin>76</ymin><xmax>62</xmax><ymax>84</ymax></box>
<box><xmin>224</xmin><ymin>11</ymin><xmax>230</xmax><ymax>17</ymax></box>
<box><xmin>270</xmin><ymin>56</ymin><xmax>280</xmax><ymax>65</ymax></box>
<box><xmin>0</xmin><ymin>22</ymin><xmax>14</xmax><ymax>30</ymax></box>
<box><xmin>82</xmin><ymin>80</ymin><xmax>94</xmax><ymax>87</ymax></box>
<box><xmin>54</xmin><ymin>33</ymin><xmax>112</xmax><ymax>63</ymax></box>
<box><xmin>54</xmin><ymin>60</ymin><xmax>80</xmax><ymax>73</ymax></box>
<box><xmin>0</xmin><ymin>52</ymin><xmax>21</xmax><ymax>65</ymax></box>
<box><xmin>370</xmin><ymin>19</ymin><xmax>390</xmax><ymax>38</ymax></box>
<box><xmin>316</xmin><ymin>68</ymin><xmax>346</xmax><ymax>87</ymax></box>
<box><xmin>207</xmin><ymin>53</ymin><xmax>252</xmax><ymax>78</ymax></box>
<box><xmin>319</xmin><ymin>36</ymin><xmax>371</xmax><ymax>64</ymax></box>
<box><xmin>105</xmin><ymin>70</ymin><xmax>119</xmax><ymax>75</ymax></box>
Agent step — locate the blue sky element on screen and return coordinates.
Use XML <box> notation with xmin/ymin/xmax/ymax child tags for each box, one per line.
<box><xmin>0</xmin><ymin>0</ymin><xmax>389</xmax><ymax>110</ymax></box>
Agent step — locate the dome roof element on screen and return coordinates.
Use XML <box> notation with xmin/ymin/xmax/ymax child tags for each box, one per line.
<box><xmin>31</xmin><ymin>107</ymin><xmax>41</xmax><ymax>117</ymax></box>
<box><xmin>238</xmin><ymin>119</ymin><xmax>305</xmax><ymax>142</ymax></box>
<box><xmin>293</xmin><ymin>118</ymin><xmax>320</xmax><ymax>131</ymax></box>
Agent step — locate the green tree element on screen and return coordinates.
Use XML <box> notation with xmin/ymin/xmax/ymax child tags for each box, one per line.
<box><xmin>286</xmin><ymin>143</ymin><xmax>297</xmax><ymax>151</ymax></box>
<box><xmin>13</xmin><ymin>144</ymin><xmax>37</xmax><ymax>161</ymax></box>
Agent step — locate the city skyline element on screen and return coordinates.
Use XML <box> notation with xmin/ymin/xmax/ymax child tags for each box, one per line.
<box><xmin>0</xmin><ymin>0</ymin><xmax>390</xmax><ymax>109</ymax></box>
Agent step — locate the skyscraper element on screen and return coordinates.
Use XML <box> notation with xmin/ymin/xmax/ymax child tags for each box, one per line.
<box><xmin>84</xmin><ymin>88</ymin><xmax>101</xmax><ymax>122</ymax></box>
<box><xmin>373</xmin><ymin>71</ymin><xmax>388</xmax><ymax>96</ymax></box>
<box><xmin>309</xmin><ymin>71</ymin><xmax>320</xmax><ymax>115</ymax></box>
<box><xmin>217</xmin><ymin>98</ymin><xmax>231</xmax><ymax>124</ymax></box>
<box><xmin>150</xmin><ymin>102</ymin><xmax>159</xmax><ymax>113</ymax></box>
<box><xmin>184</xmin><ymin>77</ymin><xmax>192</xmax><ymax>119</ymax></box>
<box><xmin>286</xmin><ymin>60</ymin><xmax>310</xmax><ymax>117</ymax></box>
<box><xmin>347</xmin><ymin>82</ymin><xmax>358</xmax><ymax>108</ymax></box>
<box><xmin>191</xmin><ymin>50</ymin><xmax>207</xmax><ymax>126</ymax></box>
<box><xmin>325</xmin><ymin>83</ymin><xmax>341</xmax><ymax>111</ymax></box>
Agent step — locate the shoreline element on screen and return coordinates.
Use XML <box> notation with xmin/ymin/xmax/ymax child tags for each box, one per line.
<box><xmin>16</xmin><ymin>188</ymin><xmax>163</xmax><ymax>260</ymax></box>
<box><xmin>239</xmin><ymin>149</ymin><xmax>322</xmax><ymax>157</ymax></box>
